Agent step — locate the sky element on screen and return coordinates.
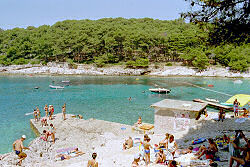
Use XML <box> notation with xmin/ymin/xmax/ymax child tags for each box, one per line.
<box><xmin>0</xmin><ymin>0</ymin><xmax>189</xmax><ymax>30</ymax></box>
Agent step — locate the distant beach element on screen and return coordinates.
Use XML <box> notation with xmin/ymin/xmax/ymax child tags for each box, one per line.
<box><xmin>0</xmin><ymin>62</ymin><xmax>249</xmax><ymax>77</ymax></box>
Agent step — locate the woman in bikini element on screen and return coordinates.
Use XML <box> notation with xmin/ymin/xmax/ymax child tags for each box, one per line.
<box><xmin>87</xmin><ymin>153</ymin><xmax>98</xmax><ymax>167</ymax></box>
<box><xmin>44</xmin><ymin>104</ymin><xmax>48</xmax><ymax>117</ymax></box>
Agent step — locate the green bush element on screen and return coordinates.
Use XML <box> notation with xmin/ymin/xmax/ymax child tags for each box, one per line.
<box><xmin>0</xmin><ymin>55</ymin><xmax>12</xmax><ymax>66</ymax></box>
<box><xmin>12</xmin><ymin>58</ymin><xmax>29</xmax><ymax>65</ymax></box>
<box><xmin>30</xmin><ymin>59</ymin><xmax>40</xmax><ymax>65</ymax></box>
<box><xmin>165</xmin><ymin>62</ymin><xmax>172</xmax><ymax>66</ymax></box>
<box><xmin>126</xmin><ymin>60</ymin><xmax>135</xmax><ymax>68</ymax></box>
<box><xmin>94</xmin><ymin>57</ymin><xmax>106</xmax><ymax>67</ymax></box>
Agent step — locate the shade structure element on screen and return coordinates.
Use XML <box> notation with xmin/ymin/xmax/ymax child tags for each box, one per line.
<box><xmin>225</xmin><ymin>94</ymin><xmax>250</xmax><ymax>107</ymax></box>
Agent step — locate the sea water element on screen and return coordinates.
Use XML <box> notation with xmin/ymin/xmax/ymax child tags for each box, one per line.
<box><xmin>0</xmin><ymin>75</ymin><xmax>249</xmax><ymax>153</ymax></box>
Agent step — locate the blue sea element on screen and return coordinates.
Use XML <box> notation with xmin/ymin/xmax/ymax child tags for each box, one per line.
<box><xmin>0</xmin><ymin>75</ymin><xmax>249</xmax><ymax>154</ymax></box>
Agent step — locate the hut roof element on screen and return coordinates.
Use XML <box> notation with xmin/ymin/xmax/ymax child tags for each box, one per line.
<box><xmin>151</xmin><ymin>99</ymin><xmax>207</xmax><ymax>112</ymax></box>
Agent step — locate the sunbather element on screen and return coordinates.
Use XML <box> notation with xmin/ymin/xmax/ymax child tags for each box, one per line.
<box><xmin>229</xmin><ymin>140</ymin><xmax>250</xmax><ymax>167</ymax></box>
<box><xmin>87</xmin><ymin>153</ymin><xmax>98</xmax><ymax>167</ymax></box>
<box><xmin>132</xmin><ymin>154</ymin><xmax>140</xmax><ymax>167</ymax></box>
<box><xmin>70</xmin><ymin>148</ymin><xmax>85</xmax><ymax>156</ymax></box>
<box><xmin>195</xmin><ymin>138</ymin><xmax>218</xmax><ymax>160</ymax></box>
<box><xmin>155</xmin><ymin>149</ymin><xmax>166</xmax><ymax>164</ymax></box>
<box><xmin>123</xmin><ymin>137</ymin><xmax>133</xmax><ymax>150</ymax></box>
<box><xmin>56</xmin><ymin>154</ymin><xmax>71</xmax><ymax>161</ymax></box>
<box><xmin>176</xmin><ymin>146</ymin><xmax>193</xmax><ymax>155</ymax></box>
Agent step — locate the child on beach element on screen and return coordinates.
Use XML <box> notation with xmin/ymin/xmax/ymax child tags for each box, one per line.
<box><xmin>218</xmin><ymin>108</ymin><xmax>225</xmax><ymax>122</ymax></box>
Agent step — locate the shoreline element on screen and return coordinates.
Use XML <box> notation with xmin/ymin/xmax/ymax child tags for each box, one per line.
<box><xmin>0</xmin><ymin>63</ymin><xmax>249</xmax><ymax>78</ymax></box>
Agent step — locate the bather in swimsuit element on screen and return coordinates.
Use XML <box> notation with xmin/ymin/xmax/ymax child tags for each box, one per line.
<box><xmin>15</xmin><ymin>150</ymin><xmax>20</xmax><ymax>155</ymax></box>
<box><xmin>145</xmin><ymin>149</ymin><xmax>150</xmax><ymax>154</ymax></box>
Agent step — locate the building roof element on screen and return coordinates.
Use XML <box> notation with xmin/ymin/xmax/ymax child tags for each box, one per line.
<box><xmin>151</xmin><ymin>99</ymin><xmax>207</xmax><ymax>112</ymax></box>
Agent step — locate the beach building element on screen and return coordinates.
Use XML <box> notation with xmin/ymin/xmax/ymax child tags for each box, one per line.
<box><xmin>151</xmin><ymin>99</ymin><xmax>207</xmax><ymax>134</ymax></box>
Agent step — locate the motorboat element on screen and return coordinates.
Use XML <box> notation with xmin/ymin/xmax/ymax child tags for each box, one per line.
<box><xmin>149</xmin><ymin>88</ymin><xmax>170</xmax><ymax>94</ymax></box>
<box><xmin>61</xmin><ymin>80</ymin><xmax>70</xmax><ymax>83</ymax></box>
<box><xmin>205</xmin><ymin>98</ymin><xmax>219</xmax><ymax>103</ymax></box>
<box><xmin>49</xmin><ymin>85</ymin><xmax>64</xmax><ymax>89</ymax></box>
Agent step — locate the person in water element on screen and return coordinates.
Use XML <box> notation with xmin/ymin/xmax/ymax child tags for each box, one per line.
<box><xmin>87</xmin><ymin>152</ymin><xmax>98</xmax><ymax>167</ymax></box>
<box><xmin>13</xmin><ymin>135</ymin><xmax>29</xmax><ymax>166</ymax></box>
<box><xmin>136</xmin><ymin>116</ymin><xmax>142</xmax><ymax>125</ymax></box>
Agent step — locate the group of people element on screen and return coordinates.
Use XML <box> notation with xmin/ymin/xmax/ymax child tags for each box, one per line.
<box><xmin>233</xmin><ymin>99</ymin><xmax>249</xmax><ymax>118</ymax></box>
<box><xmin>40</xmin><ymin>123</ymin><xmax>56</xmax><ymax>143</ymax></box>
<box><xmin>33</xmin><ymin>103</ymin><xmax>67</xmax><ymax>122</ymax></box>
<box><xmin>129</xmin><ymin>133</ymin><xmax>179</xmax><ymax>167</ymax></box>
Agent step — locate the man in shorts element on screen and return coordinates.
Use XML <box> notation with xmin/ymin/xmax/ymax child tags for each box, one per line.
<box><xmin>13</xmin><ymin>135</ymin><xmax>29</xmax><ymax>166</ymax></box>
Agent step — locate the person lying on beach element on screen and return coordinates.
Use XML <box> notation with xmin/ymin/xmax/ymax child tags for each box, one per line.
<box><xmin>13</xmin><ymin>135</ymin><xmax>29</xmax><ymax>166</ymax></box>
<box><xmin>87</xmin><ymin>152</ymin><xmax>98</xmax><ymax>167</ymax></box>
<box><xmin>123</xmin><ymin>136</ymin><xmax>133</xmax><ymax>150</ymax></box>
<box><xmin>132</xmin><ymin>154</ymin><xmax>140</xmax><ymax>167</ymax></box>
<box><xmin>166</xmin><ymin>135</ymin><xmax>178</xmax><ymax>157</ymax></box>
<box><xmin>155</xmin><ymin>149</ymin><xmax>166</xmax><ymax>164</ymax></box>
<box><xmin>176</xmin><ymin>146</ymin><xmax>193</xmax><ymax>155</ymax></box>
<box><xmin>56</xmin><ymin>154</ymin><xmax>71</xmax><ymax>161</ymax></box>
<box><xmin>69</xmin><ymin>148</ymin><xmax>85</xmax><ymax>156</ymax></box>
<box><xmin>159</xmin><ymin>133</ymin><xmax>170</xmax><ymax>148</ymax></box>
<box><xmin>229</xmin><ymin>140</ymin><xmax>250</xmax><ymax>167</ymax></box>
<box><xmin>195</xmin><ymin>138</ymin><xmax>218</xmax><ymax>160</ymax></box>
<box><xmin>218</xmin><ymin>108</ymin><xmax>225</xmax><ymax>122</ymax></box>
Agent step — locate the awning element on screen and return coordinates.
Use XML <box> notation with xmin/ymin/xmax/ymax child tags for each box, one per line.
<box><xmin>225</xmin><ymin>94</ymin><xmax>250</xmax><ymax>107</ymax></box>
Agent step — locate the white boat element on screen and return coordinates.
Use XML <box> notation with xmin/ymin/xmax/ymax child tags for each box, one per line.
<box><xmin>149</xmin><ymin>88</ymin><xmax>170</xmax><ymax>94</ymax></box>
<box><xmin>205</xmin><ymin>98</ymin><xmax>219</xmax><ymax>103</ymax></box>
<box><xmin>49</xmin><ymin>85</ymin><xmax>64</xmax><ymax>89</ymax></box>
<box><xmin>233</xmin><ymin>80</ymin><xmax>243</xmax><ymax>84</ymax></box>
<box><xmin>61</xmin><ymin>80</ymin><xmax>70</xmax><ymax>83</ymax></box>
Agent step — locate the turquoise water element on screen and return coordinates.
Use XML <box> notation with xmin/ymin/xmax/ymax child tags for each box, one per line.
<box><xmin>0</xmin><ymin>75</ymin><xmax>249</xmax><ymax>153</ymax></box>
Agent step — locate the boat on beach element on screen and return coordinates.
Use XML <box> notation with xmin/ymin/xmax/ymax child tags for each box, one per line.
<box><xmin>149</xmin><ymin>88</ymin><xmax>171</xmax><ymax>94</ymax></box>
<box><xmin>205</xmin><ymin>98</ymin><xmax>219</xmax><ymax>103</ymax></box>
<box><xmin>49</xmin><ymin>85</ymin><xmax>64</xmax><ymax>89</ymax></box>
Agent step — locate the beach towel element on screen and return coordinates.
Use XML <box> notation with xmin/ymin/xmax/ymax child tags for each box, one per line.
<box><xmin>235</xmin><ymin>118</ymin><xmax>247</xmax><ymax>123</ymax></box>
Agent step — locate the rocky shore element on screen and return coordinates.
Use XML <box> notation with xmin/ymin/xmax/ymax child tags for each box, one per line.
<box><xmin>0</xmin><ymin>62</ymin><xmax>249</xmax><ymax>77</ymax></box>
<box><xmin>1</xmin><ymin>112</ymin><xmax>249</xmax><ymax>167</ymax></box>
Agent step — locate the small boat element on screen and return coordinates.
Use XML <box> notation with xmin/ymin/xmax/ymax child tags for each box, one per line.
<box><xmin>49</xmin><ymin>85</ymin><xmax>64</xmax><ymax>89</ymax></box>
<box><xmin>205</xmin><ymin>98</ymin><xmax>219</xmax><ymax>103</ymax></box>
<box><xmin>34</xmin><ymin>87</ymin><xmax>39</xmax><ymax>89</ymax></box>
<box><xmin>62</xmin><ymin>80</ymin><xmax>70</xmax><ymax>83</ymax></box>
<box><xmin>208</xmin><ymin>84</ymin><xmax>214</xmax><ymax>87</ymax></box>
<box><xmin>149</xmin><ymin>88</ymin><xmax>171</xmax><ymax>94</ymax></box>
<box><xmin>233</xmin><ymin>80</ymin><xmax>243</xmax><ymax>84</ymax></box>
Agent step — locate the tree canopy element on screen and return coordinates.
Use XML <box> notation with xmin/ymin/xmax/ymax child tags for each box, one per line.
<box><xmin>182</xmin><ymin>0</ymin><xmax>250</xmax><ymax>44</ymax></box>
<box><xmin>0</xmin><ymin>18</ymin><xmax>249</xmax><ymax>71</ymax></box>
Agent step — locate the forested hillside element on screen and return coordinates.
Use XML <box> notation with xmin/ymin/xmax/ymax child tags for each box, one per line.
<box><xmin>0</xmin><ymin>18</ymin><xmax>249</xmax><ymax>71</ymax></box>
